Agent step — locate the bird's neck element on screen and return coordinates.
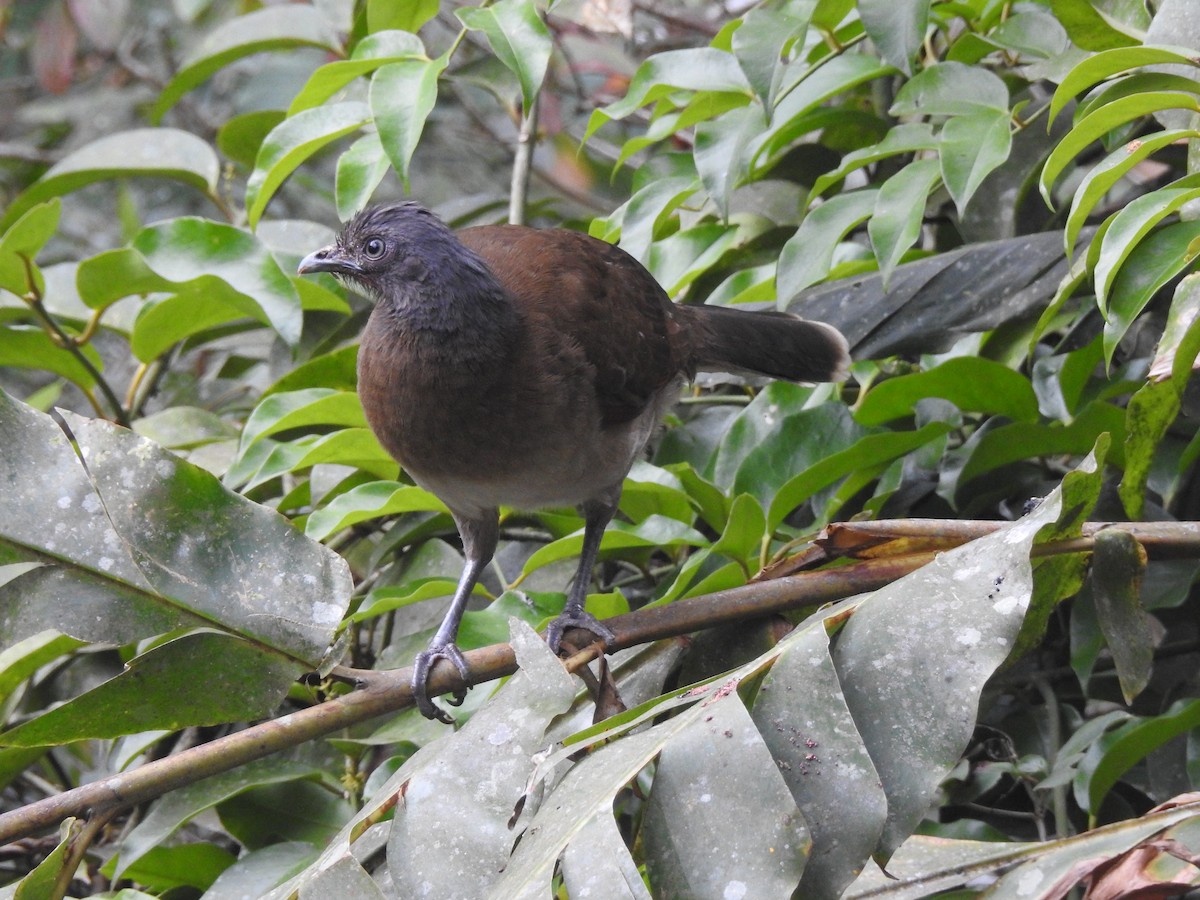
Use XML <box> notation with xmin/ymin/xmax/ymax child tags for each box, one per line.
<box><xmin>370</xmin><ymin>259</ymin><xmax>521</xmax><ymax>371</ymax></box>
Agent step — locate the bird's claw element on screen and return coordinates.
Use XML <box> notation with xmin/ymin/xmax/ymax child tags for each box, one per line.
<box><xmin>546</xmin><ymin>610</ymin><xmax>615</xmax><ymax>655</ymax></box>
<box><xmin>412</xmin><ymin>642</ymin><xmax>471</xmax><ymax>723</ymax></box>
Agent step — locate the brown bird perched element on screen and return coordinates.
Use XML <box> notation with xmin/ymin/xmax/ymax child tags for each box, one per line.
<box><xmin>299</xmin><ymin>203</ymin><xmax>850</xmax><ymax>721</ymax></box>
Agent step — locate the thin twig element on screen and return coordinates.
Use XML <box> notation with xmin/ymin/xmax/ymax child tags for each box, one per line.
<box><xmin>509</xmin><ymin>94</ymin><xmax>540</xmax><ymax>225</ymax></box>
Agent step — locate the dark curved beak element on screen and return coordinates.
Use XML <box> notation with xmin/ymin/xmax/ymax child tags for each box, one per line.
<box><xmin>298</xmin><ymin>246</ymin><xmax>362</xmax><ymax>276</ymax></box>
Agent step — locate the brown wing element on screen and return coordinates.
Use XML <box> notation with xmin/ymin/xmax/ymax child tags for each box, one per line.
<box><xmin>458</xmin><ymin>225</ymin><xmax>687</xmax><ymax>428</ymax></box>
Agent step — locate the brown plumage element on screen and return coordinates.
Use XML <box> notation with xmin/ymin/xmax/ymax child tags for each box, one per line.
<box><xmin>299</xmin><ymin>202</ymin><xmax>849</xmax><ymax>720</ymax></box>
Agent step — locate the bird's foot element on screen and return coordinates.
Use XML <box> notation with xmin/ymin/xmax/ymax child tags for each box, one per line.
<box><xmin>411</xmin><ymin>642</ymin><xmax>471</xmax><ymax>723</ymax></box>
<box><xmin>546</xmin><ymin>610</ymin><xmax>616</xmax><ymax>656</ymax></box>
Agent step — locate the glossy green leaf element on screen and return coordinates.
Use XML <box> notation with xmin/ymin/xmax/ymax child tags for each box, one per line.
<box><xmin>1065</xmin><ymin>129</ymin><xmax>1197</xmax><ymax>252</ymax></box>
<box><xmin>1090</xmin><ymin>530</ymin><xmax>1154</xmax><ymax>705</ymax></box>
<box><xmin>458</xmin><ymin>0</ymin><xmax>552</xmax><ymax>114</ymax></box>
<box><xmin>731</xmin><ymin>3</ymin><xmax>812</xmax><ymax>115</ymax></box>
<box><xmin>1048</xmin><ymin>45</ymin><xmax>1200</xmax><ymax>122</ymax></box>
<box><xmin>857</xmin><ymin>357</ymin><xmax>1039</xmax><ymax>425</ymax></box>
<box><xmin>859</xmin><ymin>0</ymin><xmax>930</xmax><ymax>75</ymax></box>
<box><xmin>777</xmin><ymin>189</ymin><xmax>878</xmax><ymax>302</ymax></box>
<box><xmin>1050</xmin><ymin>0</ymin><xmax>1141</xmax><ymax>51</ymax></box>
<box><xmin>115</xmin><ymin>757</ymin><xmax>321</xmax><ymax>880</ymax></box>
<box><xmin>336</xmin><ymin>133</ymin><xmax>390</xmax><ymax>220</ymax></box>
<box><xmin>101</xmin><ymin>843</ymin><xmax>235</xmax><ymax>893</ymax></box>
<box><xmin>709</xmin><ymin>493</ymin><xmax>766</xmax><ymax>567</ymax></box>
<box><xmin>1094</xmin><ymin>178</ymin><xmax>1200</xmax><ymax>307</ymax></box>
<box><xmin>130</xmin><ymin>286</ymin><xmax>246</xmax><ymax>362</ymax></box>
<box><xmin>289</xmin><ymin>30</ymin><xmax>425</xmax><ymax>115</ymax></box>
<box><xmin>950</xmin><ymin>401</ymin><xmax>1126</xmax><ymax>492</ymax></box>
<box><xmin>1080</xmin><ymin>699</ymin><xmax>1200</xmax><ymax>814</ymax></box>
<box><xmin>646</xmin><ymin>222</ymin><xmax>741</xmax><ymax>296</ymax></box>
<box><xmin>0</xmin><ymin>129</ymin><xmax>220</xmax><ymax>232</ymax></box>
<box><xmin>940</xmin><ymin>107</ymin><xmax>1012</xmax><ymax>214</ymax></box>
<box><xmin>217</xmin><ymin>110</ymin><xmax>287</xmax><ymax>169</ymax></box>
<box><xmin>367</xmin><ymin>0</ymin><xmax>438</xmax><ymax>34</ymax></box>
<box><xmin>0</xmin><ymin>325</ymin><xmax>103</xmax><ymax>388</ymax></box>
<box><xmin>868</xmin><ymin>158</ymin><xmax>939</xmax><ymax>286</ymax></box>
<box><xmin>0</xmin><ymin>632</ymin><xmax>298</xmax><ymax>746</ymax></box>
<box><xmin>0</xmin><ymin>200</ymin><xmax>60</xmax><ymax>296</ymax></box>
<box><xmin>246</xmin><ymin>103</ymin><xmax>371</xmax><ymax>227</ymax></box>
<box><xmin>752</xmin><ymin>55</ymin><xmax>896</xmax><ymax>171</ymax></box>
<box><xmin>1040</xmin><ymin>92</ymin><xmax>1200</xmax><ymax>204</ymax></box>
<box><xmin>890</xmin><ymin>61</ymin><xmax>1009</xmax><ymax>117</ymax></box>
<box><xmin>598</xmin><ymin>175</ymin><xmax>700</xmax><ymax>262</ymax></box>
<box><xmin>370</xmin><ymin>55</ymin><xmax>448</xmax><ymax>190</ymax></box>
<box><xmin>234</xmin><ymin>429</ymin><xmax>397</xmax><ymax>492</ymax></box>
<box><xmin>0</xmin><ymin>632</ymin><xmax>84</xmax><ymax>710</ymax></box>
<box><xmin>240</xmin><ymin>388</ymin><xmax>367</xmax><ymax>450</ymax></box>
<box><xmin>131</xmin><ymin>217</ymin><xmax>303</xmax><ymax>348</ymax></box>
<box><xmin>0</xmin><ymin>392</ymin><xmax>352</xmax><ymax>670</ymax></box>
<box><xmin>586</xmin><ymin>48</ymin><xmax>751</xmax><ymax>138</ymax></box>
<box><xmin>1103</xmin><ymin>219</ymin><xmax>1200</xmax><ymax>362</ymax></box>
<box><xmin>694</xmin><ymin>105</ymin><xmax>763</xmax><ymax>220</ymax></box>
<box><xmin>767</xmin><ymin>422</ymin><xmax>952</xmax><ymax>530</ymax></box>
<box><xmin>810</xmin><ymin>122</ymin><xmax>937</xmax><ymax>200</ymax></box>
<box><xmin>264</xmin><ymin>344</ymin><xmax>359</xmax><ymax>396</ymax></box>
<box><xmin>305</xmin><ymin>481</ymin><xmax>448</xmax><ymax>541</ymax></box>
<box><xmin>152</xmin><ymin>5</ymin><xmax>341</xmax><ymax>121</ymax></box>
<box><xmin>521</xmin><ymin>515</ymin><xmax>707</xmax><ymax>578</ymax></box>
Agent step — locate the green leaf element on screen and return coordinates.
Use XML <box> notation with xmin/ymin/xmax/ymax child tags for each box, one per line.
<box><xmin>731</xmin><ymin>3</ymin><xmax>812</xmax><ymax>116</ymax></box>
<box><xmin>694</xmin><ymin>105</ymin><xmax>763</xmax><ymax>220</ymax></box>
<box><xmin>0</xmin><ymin>392</ymin><xmax>352</xmax><ymax>670</ymax></box>
<box><xmin>521</xmin><ymin>515</ymin><xmax>707</xmax><ymax>579</ymax></box>
<box><xmin>586</xmin><ymin>48</ymin><xmax>751</xmax><ymax>138</ymax></box>
<box><xmin>597</xmin><ymin>175</ymin><xmax>700</xmax><ymax>262</ymax></box>
<box><xmin>0</xmin><ymin>200</ymin><xmax>60</xmax><ymax>296</ymax></box>
<box><xmin>777</xmin><ymin>189</ymin><xmax>878</xmax><ymax>302</ymax></box>
<box><xmin>370</xmin><ymin>55</ymin><xmax>448</xmax><ymax>190</ymax></box>
<box><xmin>152</xmin><ymin>5</ymin><xmax>341</xmax><ymax>122</ymax></box>
<box><xmin>217</xmin><ymin>110</ymin><xmax>287</xmax><ymax>169</ymax></box>
<box><xmin>1094</xmin><ymin>178</ymin><xmax>1200</xmax><ymax>308</ymax></box>
<box><xmin>1048</xmin><ymin>46</ymin><xmax>1200</xmax><ymax>122</ymax></box>
<box><xmin>1040</xmin><ymin>92</ymin><xmax>1200</xmax><ymax>204</ymax></box>
<box><xmin>1080</xmin><ymin>699</ymin><xmax>1200</xmax><ymax>814</ymax></box>
<box><xmin>457</xmin><ymin>0</ymin><xmax>552</xmax><ymax>114</ymax></box>
<box><xmin>1050</xmin><ymin>0</ymin><xmax>1142</xmax><ymax>51</ymax></box>
<box><xmin>809</xmin><ymin>122</ymin><xmax>937</xmax><ymax>200</ymax></box>
<box><xmin>767</xmin><ymin>422</ymin><xmax>953</xmax><ymax>530</ymax></box>
<box><xmin>1121</xmin><ymin>274</ymin><xmax>1200</xmax><ymax>516</ymax></box>
<box><xmin>288</xmin><ymin>30</ymin><xmax>425</xmax><ymax>115</ymax></box>
<box><xmin>336</xmin><ymin>133</ymin><xmax>391</xmax><ymax>220</ymax></box>
<box><xmin>229</xmin><ymin>429</ymin><xmax>397</xmax><ymax>492</ymax></box>
<box><xmin>367</xmin><ymin>0</ymin><xmax>438</xmax><ymax>34</ymax></box>
<box><xmin>890</xmin><ymin>61</ymin><xmax>1009</xmax><ymax>117</ymax></box>
<box><xmin>1089</xmin><ymin>530</ymin><xmax>1154</xmax><ymax>705</ymax></box>
<box><xmin>0</xmin><ymin>632</ymin><xmax>298</xmax><ymax>746</ymax></box>
<box><xmin>1065</xmin><ymin>129</ymin><xmax>1198</xmax><ymax>253</ymax></box>
<box><xmin>1103</xmin><ymin>219</ymin><xmax>1200</xmax><ymax>362</ymax></box>
<box><xmin>131</xmin><ymin>217</ymin><xmax>303</xmax><ymax>348</ymax></box>
<box><xmin>868</xmin><ymin>158</ymin><xmax>939</xmax><ymax>286</ymax></box>
<box><xmin>101</xmin><ymin>843</ymin><xmax>235</xmax><ymax>893</ymax></box>
<box><xmin>859</xmin><ymin>0</ymin><xmax>931</xmax><ymax>75</ymax></box>
<box><xmin>856</xmin><ymin>357</ymin><xmax>1040</xmax><ymax>425</ymax></box>
<box><xmin>950</xmin><ymin>401</ymin><xmax>1126</xmax><ymax>493</ymax></box>
<box><xmin>240</xmin><ymin>389</ymin><xmax>368</xmax><ymax>450</ymax></box>
<box><xmin>0</xmin><ymin>129</ymin><xmax>220</xmax><ymax>232</ymax></box>
<box><xmin>709</xmin><ymin>493</ymin><xmax>767</xmax><ymax>567</ymax></box>
<box><xmin>246</xmin><ymin>102</ymin><xmax>372</xmax><ymax>227</ymax></box>
<box><xmin>0</xmin><ymin>326</ymin><xmax>103</xmax><ymax>389</ymax></box>
<box><xmin>305</xmin><ymin>481</ymin><xmax>448</xmax><ymax>541</ymax></box>
<box><xmin>940</xmin><ymin>108</ymin><xmax>1012</xmax><ymax>214</ymax></box>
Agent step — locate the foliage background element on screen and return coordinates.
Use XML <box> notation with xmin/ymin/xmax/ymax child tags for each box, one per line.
<box><xmin>3</xmin><ymin>0</ymin><xmax>1200</xmax><ymax>896</ymax></box>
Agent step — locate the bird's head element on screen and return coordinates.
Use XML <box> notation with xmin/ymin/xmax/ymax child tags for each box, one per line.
<box><xmin>298</xmin><ymin>202</ymin><xmax>487</xmax><ymax>307</ymax></box>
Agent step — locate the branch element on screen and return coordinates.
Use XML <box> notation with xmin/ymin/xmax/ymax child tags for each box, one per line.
<box><xmin>0</xmin><ymin>553</ymin><xmax>919</xmax><ymax>844</ymax></box>
<box><xmin>2</xmin><ymin>519</ymin><xmax>1197</xmax><ymax>843</ymax></box>
<box><xmin>509</xmin><ymin>94</ymin><xmax>540</xmax><ymax>225</ymax></box>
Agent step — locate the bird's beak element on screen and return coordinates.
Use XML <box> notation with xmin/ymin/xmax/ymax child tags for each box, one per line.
<box><xmin>297</xmin><ymin>246</ymin><xmax>362</xmax><ymax>277</ymax></box>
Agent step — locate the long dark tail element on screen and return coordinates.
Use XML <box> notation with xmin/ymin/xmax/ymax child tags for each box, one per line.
<box><xmin>684</xmin><ymin>304</ymin><xmax>850</xmax><ymax>383</ymax></box>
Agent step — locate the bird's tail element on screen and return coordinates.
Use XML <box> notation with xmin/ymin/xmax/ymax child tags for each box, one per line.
<box><xmin>685</xmin><ymin>304</ymin><xmax>851</xmax><ymax>383</ymax></box>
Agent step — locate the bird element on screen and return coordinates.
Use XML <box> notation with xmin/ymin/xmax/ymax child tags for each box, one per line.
<box><xmin>298</xmin><ymin>202</ymin><xmax>850</xmax><ymax>721</ymax></box>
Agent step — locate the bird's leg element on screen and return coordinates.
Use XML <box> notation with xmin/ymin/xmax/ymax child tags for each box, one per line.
<box><xmin>412</xmin><ymin>511</ymin><xmax>498</xmax><ymax>723</ymax></box>
<box><xmin>546</xmin><ymin>492</ymin><xmax>619</xmax><ymax>654</ymax></box>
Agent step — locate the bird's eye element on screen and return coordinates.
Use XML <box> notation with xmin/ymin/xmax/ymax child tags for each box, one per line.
<box><xmin>363</xmin><ymin>237</ymin><xmax>386</xmax><ymax>259</ymax></box>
